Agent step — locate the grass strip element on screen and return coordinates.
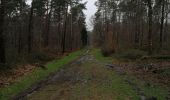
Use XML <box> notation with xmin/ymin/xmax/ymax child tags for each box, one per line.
<box><xmin>91</xmin><ymin>48</ymin><xmax>169</xmax><ymax>100</ymax></box>
<box><xmin>0</xmin><ymin>50</ymin><xmax>83</xmax><ymax>100</ymax></box>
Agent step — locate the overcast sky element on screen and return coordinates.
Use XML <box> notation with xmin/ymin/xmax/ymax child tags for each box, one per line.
<box><xmin>26</xmin><ymin>0</ymin><xmax>97</xmax><ymax>30</ymax></box>
<box><xmin>83</xmin><ymin>0</ymin><xmax>97</xmax><ymax>30</ymax></box>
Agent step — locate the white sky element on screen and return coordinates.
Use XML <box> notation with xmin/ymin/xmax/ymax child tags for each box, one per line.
<box><xmin>83</xmin><ymin>0</ymin><xmax>97</xmax><ymax>31</ymax></box>
<box><xmin>26</xmin><ymin>0</ymin><xmax>97</xmax><ymax>31</ymax></box>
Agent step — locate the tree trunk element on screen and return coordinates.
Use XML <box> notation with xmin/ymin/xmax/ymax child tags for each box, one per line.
<box><xmin>57</xmin><ymin>6</ymin><xmax>61</xmax><ymax>50</ymax></box>
<box><xmin>62</xmin><ymin>3</ymin><xmax>68</xmax><ymax>54</ymax></box>
<box><xmin>148</xmin><ymin>0</ymin><xmax>153</xmax><ymax>55</ymax></box>
<box><xmin>28</xmin><ymin>0</ymin><xmax>34</xmax><ymax>53</ymax></box>
<box><xmin>0</xmin><ymin>0</ymin><xmax>6</xmax><ymax>63</ymax></box>
<box><xmin>159</xmin><ymin>0</ymin><xmax>165</xmax><ymax>49</ymax></box>
<box><xmin>70</xmin><ymin>4</ymin><xmax>73</xmax><ymax>51</ymax></box>
<box><xmin>44</xmin><ymin>0</ymin><xmax>52</xmax><ymax>47</ymax></box>
<box><xmin>18</xmin><ymin>0</ymin><xmax>23</xmax><ymax>54</ymax></box>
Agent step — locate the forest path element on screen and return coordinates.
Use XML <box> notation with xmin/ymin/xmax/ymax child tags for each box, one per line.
<box><xmin>21</xmin><ymin>51</ymin><xmax>139</xmax><ymax>100</ymax></box>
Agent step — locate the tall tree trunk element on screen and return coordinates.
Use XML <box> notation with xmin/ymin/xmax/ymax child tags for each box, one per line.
<box><xmin>28</xmin><ymin>0</ymin><xmax>34</xmax><ymax>53</ymax></box>
<box><xmin>46</xmin><ymin>11</ymin><xmax>52</xmax><ymax>47</ymax></box>
<box><xmin>18</xmin><ymin>26</ymin><xmax>22</xmax><ymax>53</ymax></box>
<box><xmin>0</xmin><ymin>0</ymin><xmax>6</xmax><ymax>63</ymax></box>
<box><xmin>70</xmin><ymin>4</ymin><xmax>73</xmax><ymax>51</ymax></box>
<box><xmin>164</xmin><ymin>12</ymin><xmax>168</xmax><ymax>42</ymax></box>
<box><xmin>140</xmin><ymin>17</ymin><xmax>144</xmax><ymax>48</ymax></box>
<box><xmin>18</xmin><ymin>0</ymin><xmax>23</xmax><ymax>54</ymax></box>
<box><xmin>44</xmin><ymin>0</ymin><xmax>52</xmax><ymax>47</ymax></box>
<box><xmin>62</xmin><ymin>3</ymin><xmax>68</xmax><ymax>54</ymax></box>
<box><xmin>148</xmin><ymin>0</ymin><xmax>153</xmax><ymax>55</ymax></box>
<box><xmin>135</xmin><ymin>0</ymin><xmax>140</xmax><ymax>48</ymax></box>
<box><xmin>160</xmin><ymin>0</ymin><xmax>165</xmax><ymax>49</ymax></box>
<box><xmin>57</xmin><ymin>6</ymin><xmax>61</xmax><ymax>50</ymax></box>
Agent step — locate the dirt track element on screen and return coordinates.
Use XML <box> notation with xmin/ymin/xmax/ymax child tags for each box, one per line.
<box><xmin>13</xmin><ymin>52</ymin><xmax>170</xmax><ymax>100</ymax></box>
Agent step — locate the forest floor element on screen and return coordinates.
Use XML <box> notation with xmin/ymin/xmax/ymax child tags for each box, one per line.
<box><xmin>0</xmin><ymin>50</ymin><xmax>83</xmax><ymax>100</ymax></box>
<box><xmin>13</xmin><ymin>49</ymin><xmax>170</xmax><ymax>100</ymax></box>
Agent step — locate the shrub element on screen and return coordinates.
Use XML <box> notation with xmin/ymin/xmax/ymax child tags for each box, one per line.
<box><xmin>120</xmin><ymin>49</ymin><xmax>147</xmax><ymax>60</ymax></box>
<box><xmin>26</xmin><ymin>52</ymin><xmax>54</xmax><ymax>63</ymax></box>
<box><xmin>101</xmin><ymin>44</ymin><xmax>115</xmax><ymax>57</ymax></box>
<box><xmin>155</xmin><ymin>68</ymin><xmax>170</xmax><ymax>77</ymax></box>
<box><xmin>0</xmin><ymin>63</ymin><xmax>11</xmax><ymax>71</ymax></box>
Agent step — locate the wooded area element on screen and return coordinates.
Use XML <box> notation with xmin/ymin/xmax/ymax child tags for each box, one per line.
<box><xmin>93</xmin><ymin>0</ymin><xmax>170</xmax><ymax>56</ymax></box>
<box><xmin>1</xmin><ymin>0</ymin><xmax>170</xmax><ymax>99</ymax></box>
<box><xmin>0</xmin><ymin>0</ymin><xmax>88</xmax><ymax>65</ymax></box>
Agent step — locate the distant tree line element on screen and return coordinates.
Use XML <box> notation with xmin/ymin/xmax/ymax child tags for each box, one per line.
<box><xmin>0</xmin><ymin>0</ymin><xmax>87</xmax><ymax>64</ymax></box>
<box><xmin>93</xmin><ymin>0</ymin><xmax>170</xmax><ymax>55</ymax></box>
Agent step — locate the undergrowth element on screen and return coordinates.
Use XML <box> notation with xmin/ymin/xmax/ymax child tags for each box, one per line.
<box><xmin>0</xmin><ymin>50</ymin><xmax>83</xmax><ymax>100</ymax></box>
